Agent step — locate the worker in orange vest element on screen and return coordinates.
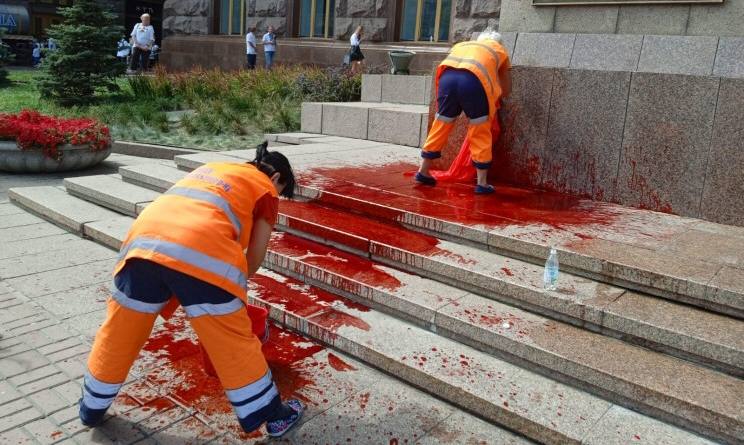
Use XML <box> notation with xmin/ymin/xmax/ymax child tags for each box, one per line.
<box><xmin>79</xmin><ymin>142</ymin><xmax>304</xmax><ymax>437</ymax></box>
<box><xmin>415</xmin><ymin>29</ymin><xmax>512</xmax><ymax>194</ymax></box>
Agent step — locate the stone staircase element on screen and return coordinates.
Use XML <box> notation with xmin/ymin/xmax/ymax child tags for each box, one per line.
<box><xmin>9</xmin><ymin>75</ymin><xmax>744</xmax><ymax>445</ymax></box>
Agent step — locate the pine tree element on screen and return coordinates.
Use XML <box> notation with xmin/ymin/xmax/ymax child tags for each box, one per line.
<box><xmin>37</xmin><ymin>0</ymin><xmax>124</xmax><ymax>105</ymax></box>
<box><xmin>0</xmin><ymin>28</ymin><xmax>14</xmax><ymax>86</ymax></box>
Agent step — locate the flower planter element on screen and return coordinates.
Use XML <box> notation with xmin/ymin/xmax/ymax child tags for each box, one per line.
<box><xmin>0</xmin><ymin>140</ymin><xmax>112</xmax><ymax>173</ymax></box>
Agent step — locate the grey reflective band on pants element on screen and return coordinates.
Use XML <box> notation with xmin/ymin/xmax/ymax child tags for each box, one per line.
<box><xmin>469</xmin><ymin>115</ymin><xmax>489</xmax><ymax>124</ymax></box>
<box><xmin>435</xmin><ymin>113</ymin><xmax>456</xmax><ymax>123</ymax></box>
<box><xmin>165</xmin><ymin>187</ymin><xmax>243</xmax><ymax>237</ymax></box>
<box><xmin>118</xmin><ymin>237</ymin><xmax>248</xmax><ymax>291</ymax></box>
<box><xmin>112</xmin><ymin>287</ymin><xmax>167</xmax><ymax>314</ymax></box>
<box><xmin>183</xmin><ymin>298</ymin><xmax>245</xmax><ymax>318</ymax></box>
<box><xmin>444</xmin><ymin>55</ymin><xmax>495</xmax><ymax>95</ymax></box>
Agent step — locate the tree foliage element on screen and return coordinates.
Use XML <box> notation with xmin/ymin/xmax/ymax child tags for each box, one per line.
<box><xmin>0</xmin><ymin>28</ymin><xmax>14</xmax><ymax>85</ymax></box>
<box><xmin>37</xmin><ymin>0</ymin><xmax>124</xmax><ymax>105</ymax></box>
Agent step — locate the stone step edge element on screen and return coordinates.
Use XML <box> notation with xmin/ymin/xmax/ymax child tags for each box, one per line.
<box><xmin>115</xmin><ymin>165</ymin><xmax>743</xmax><ymax>375</ymax></box>
<box><xmin>8</xmin><ymin>182</ymin><xmax>732</xmax><ymax>443</ymax></box>
<box><xmin>249</xmin><ymin>289</ymin><xmax>731</xmax><ymax>445</ymax></box>
<box><xmin>293</xmin><ymin>182</ymin><xmax>743</xmax><ymax>320</ymax></box>
<box><xmin>275</xmin><ymin>213</ymin><xmax>742</xmax><ymax>376</ymax></box>
<box><xmin>263</xmin><ymin>243</ymin><xmax>741</xmax><ymax>443</ymax></box>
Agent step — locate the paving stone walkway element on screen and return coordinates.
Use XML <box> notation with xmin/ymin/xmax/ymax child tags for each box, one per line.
<box><xmin>0</xmin><ymin>169</ymin><xmax>529</xmax><ymax>444</ymax></box>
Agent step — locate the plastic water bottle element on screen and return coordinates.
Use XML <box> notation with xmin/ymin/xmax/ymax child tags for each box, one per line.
<box><xmin>543</xmin><ymin>248</ymin><xmax>559</xmax><ymax>291</ymax></box>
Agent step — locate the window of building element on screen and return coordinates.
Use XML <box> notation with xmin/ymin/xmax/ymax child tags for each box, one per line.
<box><xmin>216</xmin><ymin>0</ymin><xmax>244</xmax><ymax>35</ymax></box>
<box><xmin>399</xmin><ymin>0</ymin><xmax>451</xmax><ymax>42</ymax></box>
<box><xmin>299</xmin><ymin>0</ymin><xmax>334</xmax><ymax>38</ymax></box>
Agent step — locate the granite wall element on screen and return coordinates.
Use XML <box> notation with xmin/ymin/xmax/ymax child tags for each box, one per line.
<box><xmin>162</xmin><ymin>0</ymin><xmax>210</xmax><ymax>37</ymax></box>
<box><xmin>499</xmin><ymin>0</ymin><xmax>744</xmax><ymax>37</ymax></box>
<box><xmin>333</xmin><ymin>0</ymin><xmax>391</xmax><ymax>41</ymax></box>
<box><xmin>245</xmin><ymin>0</ymin><xmax>290</xmax><ymax>36</ymax></box>
<box><xmin>432</xmin><ymin>32</ymin><xmax>744</xmax><ymax>226</ymax></box>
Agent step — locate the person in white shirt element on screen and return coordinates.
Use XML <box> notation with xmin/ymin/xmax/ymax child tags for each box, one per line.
<box><xmin>349</xmin><ymin>25</ymin><xmax>364</xmax><ymax>74</ymax></box>
<box><xmin>117</xmin><ymin>36</ymin><xmax>131</xmax><ymax>63</ymax></box>
<box><xmin>246</xmin><ymin>27</ymin><xmax>257</xmax><ymax>69</ymax></box>
<box><xmin>129</xmin><ymin>13</ymin><xmax>155</xmax><ymax>73</ymax></box>
<box><xmin>262</xmin><ymin>26</ymin><xmax>276</xmax><ymax>69</ymax></box>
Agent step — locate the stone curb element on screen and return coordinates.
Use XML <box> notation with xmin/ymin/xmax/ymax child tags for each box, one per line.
<box><xmin>112</xmin><ymin>141</ymin><xmax>201</xmax><ymax>160</ymax></box>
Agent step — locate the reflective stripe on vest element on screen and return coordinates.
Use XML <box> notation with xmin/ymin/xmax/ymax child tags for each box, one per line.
<box><xmin>444</xmin><ymin>55</ymin><xmax>495</xmax><ymax>95</ymax></box>
<box><xmin>165</xmin><ymin>186</ymin><xmax>243</xmax><ymax>237</ymax></box>
<box><xmin>119</xmin><ymin>237</ymin><xmax>248</xmax><ymax>290</ymax></box>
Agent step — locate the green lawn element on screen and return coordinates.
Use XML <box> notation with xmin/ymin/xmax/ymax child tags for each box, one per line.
<box><xmin>0</xmin><ymin>67</ymin><xmax>359</xmax><ymax>150</ymax></box>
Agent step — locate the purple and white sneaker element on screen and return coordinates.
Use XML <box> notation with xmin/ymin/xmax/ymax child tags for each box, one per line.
<box><xmin>266</xmin><ymin>399</ymin><xmax>304</xmax><ymax>437</ymax></box>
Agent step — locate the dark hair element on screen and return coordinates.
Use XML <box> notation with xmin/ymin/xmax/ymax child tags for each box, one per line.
<box><xmin>252</xmin><ymin>141</ymin><xmax>295</xmax><ymax>199</ymax></box>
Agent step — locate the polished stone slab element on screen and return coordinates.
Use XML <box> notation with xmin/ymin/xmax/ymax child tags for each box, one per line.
<box><xmin>689</xmin><ymin>0</ymin><xmax>744</xmax><ymax>38</ymax></box>
<box><xmin>513</xmin><ymin>33</ymin><xmax>576</xmax><ymax>68</ymax></box>
<box><xmin>637</xmin><ymin>35</ymin><xmax>719</xmax><ymax>76</ymax></box>
<box><xmin>300</xmin><ymin>102</ymin><xmax>322</xmax><ymax>133</ymax></box>
<box><xmin>554</xmin><ymin>6</ymin><xmax>618</xmax><ymax>34</ymax></box>
<box><xmin>119</xmin><ymin>163</ymin><xmax>186</xmax><ymax>192</ymax></box>
<box><xmin>713</xmin><ymin>38</ymin><xmax>744</xmax><ymax>79</ymax></box>
<box><xmin>569</xmin><ymin>33</ymin><xmax>643</xmax><ymax>72</ymax></box>
<box><xmin>498</xmin><ymin>0</ymin><xmax>555</xmax><ymax>33</ymax></box>
<box><xmin>616</xmin><ymin>5</ymin><xmax>690</xmax><ymax>35</ymax></box>
<box><xmin>64</xmin><ymin>175</ymin><xmax>160</xmax><ymax>217</ymax></box>
<box><xmin>700</xmin><ymin>78</ymin><xmax>744</xmax><ymax>226</ymax></box>
<box><xmin>368</xmin><ymin>107</ymin><xmax>425</xmax><ymax>147</ymax></box>
<box><xmin>616</xmin><ymin>72</ymin><xmax>719</xmax><ymax>217</ymax></box>
<box><xmin>361</xmin><ymin>74</ymin><xmax>382</xmax><ymax>102</ymax></box>
<box><xmin>542</xmin><ymin>69</ymin><xmax>630</xmax><ymax>200</ymax></box>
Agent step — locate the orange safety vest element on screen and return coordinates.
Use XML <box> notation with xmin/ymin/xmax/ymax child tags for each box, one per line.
<box><xmin>114</xmin><ymin>162</ymin><xmax>278</xmax><ymax>302</ymax></box>
<box><xmin>436</xmin><ymin>40</ymin><xmax>511</xmax><ymax>121</ymax></box>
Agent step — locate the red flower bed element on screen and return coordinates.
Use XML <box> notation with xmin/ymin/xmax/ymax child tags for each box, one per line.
<box><xmin>0</xmin><ymin>110</ymin><xmax>111</xmax><ymax>160</ymax></box>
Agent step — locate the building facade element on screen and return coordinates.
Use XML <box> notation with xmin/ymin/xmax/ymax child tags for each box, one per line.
<box><xmin>161</xmin><ymin>0</ymin><xmax>499</xmax><ymax>42</ymax></box>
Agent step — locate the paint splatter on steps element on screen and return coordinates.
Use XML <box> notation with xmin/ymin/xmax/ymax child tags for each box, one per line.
<box><xmin>123</xmin><ymin>310</ymin><xmax>359</xmax><ymax>440</ymax></box>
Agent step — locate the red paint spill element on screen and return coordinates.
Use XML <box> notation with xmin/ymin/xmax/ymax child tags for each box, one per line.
<box><xmin>503</xmin><ymin>401</ymin><xmax>509</xmax><ymax>407</ymax></box>
<box><xmin>302</xmin><ymin>163</ymin><xmax>622</xmax><ymax>232</ymax></box>
<box><xmin>270</xmin><ymin>232</ymin><xmax>402</xmax><ymax>291</ymax></box>
<box><xmin>327</xmin><ymin>353</ymin><xmax>357</xmax><ymax>372</ymax></box>
<box><xmin>251</xmin><ymin>273</ymin><xmax>370</xmax><ymax>317</ymax></box>
<box><xmin>500</xmin><ymin>267</ymin><xmax>514</xmax><ymax>276</ymax></box>
<box><xmin>50</xmin><ymin>431</ymin><xmax>63</xmax><ymax>439</ymax></box>
<box><xmin>390</xmin><ymin>439</ymin><xmax>399</xmax><ymax>445</ymax></box>
<box><xmin>634</xmin><ymin>434</ymin><xmax>641</xmax><ymax>441</ymax></box>
<box><xmin>279</xmin><ymin>200</ymin><xmax>475</xmax><ymax>265</ymax></box>
<box><xmin>135</xmin><ymin>312</ymin><xmax>329</xmax><ymax>440</ymax></box>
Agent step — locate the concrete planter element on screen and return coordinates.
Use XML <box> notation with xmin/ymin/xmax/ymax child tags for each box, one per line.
<box><xmin>0</xmin><ymin>141</ymin><xmax>112</xmax><ymax>173</ymax></box>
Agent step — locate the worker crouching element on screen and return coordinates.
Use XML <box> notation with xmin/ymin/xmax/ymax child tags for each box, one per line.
<box><xmin>416</xmin><ymin>29</ymin><xmax>512</xmax><ymax>194</ymax></box>
<box><xmin>79</xmin><ymin>142</ymin><xmax>304</xmax><ymax>437</ymax></box>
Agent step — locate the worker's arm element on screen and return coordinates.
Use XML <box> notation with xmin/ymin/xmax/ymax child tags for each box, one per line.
<box><xmin>245</xmin><ymin>218</ymin><xmax>273</xmax><ymax>278</ymax></box>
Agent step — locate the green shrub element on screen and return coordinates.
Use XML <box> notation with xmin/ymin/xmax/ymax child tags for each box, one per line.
<box><xmin>37</xmin><ymin>0</ymin><xmax>124</xmax><ymax>105</ymax></box>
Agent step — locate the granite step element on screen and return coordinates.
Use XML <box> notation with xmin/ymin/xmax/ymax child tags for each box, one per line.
<box><xmin>361</xmin><ymin>74</ymin><xmax>433</xmax><ymax>105</ymax></box>
<box><xmin>300</xmin><ymin>101</ymin><xmax>430</xmax><ymax>147</ymax></box>
<box><xmin>116</xmin><ymin>162</ymin><xmax>744</xmax><ymax>376</ymax></box>
<box><xmin>293</xmin><ymin>180</ymin><xmax>744</xmax><ymax>320</ymax></box>
<box><xmin>247</xmin><ymin>270</ymin><xmax>723</xmax><ymax>445</ymax></box>
<box><xmin>64</xmin><ymin>174</ymin><xmax>161</xmax><ymax>216</ymax></box>
<box><xmin>169</xmin><ymin>148</ymin><xmax>744</xmax><ymax>320</ymax></box>
<box><xmin>262</xmin><ymin>232</ymin><xmax>743</xmax><ymax>444</ymax></box>
<box><xmin>52</xmin><ymin>170</ymin><xmax>744</xmax><ymax>442</ymax></box>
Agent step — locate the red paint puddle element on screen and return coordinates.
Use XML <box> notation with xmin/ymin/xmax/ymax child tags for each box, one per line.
<box><xmin>327</xmin><ymin>353</ymin><xmax>357</xmax><ymax>372</ymax></box>
<box><xmin>270</xmin><ymin>232</ymin><xmax>402</xmax><ymax>291</ymax></box>
<box><xmin>280</xmin><ymin>200</ymin><xmax>474</xmax><ymax>261</ymax></box>
<box><xmin>500</xmin><ymin>267</ymin><xmax>514</xmax><ymax>276</ymax></box>
<box><xmin>132</xmin><ymin>311</ymin><xmax>332</xmax><ymax>440</ymax></box>
<box><xmin>251</xmin><ymin>273</ymin><xmax>369</xmax><ymax>317</ymax></box>
<box><xmin>302</xmin><ymin>164</ymin><xmax>622</xmax><ymax>231</ymax></box>
<box><xmin>50</xmin><ymin>431</ymin><xmax>63</xmax><ymax>439</ymax></box>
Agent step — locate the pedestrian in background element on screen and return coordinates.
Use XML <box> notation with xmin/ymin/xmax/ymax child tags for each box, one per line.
<box><xmin>246</xmin><ymin>26</ymin><xmax>257</xmax><ymax>69</ymax></box>
<box><xmin>129</xmin><ymin>13</ymin><xmax>155</xmax><ymax>73</ymax></box>
<box><xmin>31</xmin><ymin>40</ymin><xmax>41</xmax><ymax>67</ymax></box>
<box><xmin>262</xmin><ymin>25</ymin><xmax>276</xmax><ymax>69</ymax></box>
<box><xmin>349</xmin><ymin>25</ymin><xmax>365</xmax><ymax>74</ymax></box>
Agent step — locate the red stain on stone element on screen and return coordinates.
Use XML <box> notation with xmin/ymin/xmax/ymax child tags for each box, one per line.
<box><xmin>327</xmin><ymin>353</ymin><xmax>357</xmax><ymax>372</ymax></box>
<box><xmin>137</xmin><ymin>312</ymin><xmax>328</xmax><ymax>439</ymax></box>
<box><xmin>50</xmin><ymin>431</ymin><xmax>63</xmax><ymax>439</ymax></box>
<box><xmin>359</xmin><ymin>392</ymin><xmax>370</xmax><ymax>410</ymax></box>
<box><xmin>390</xmin><ymin>439</ymin><xmax>399</xmax><ymax>445</ymax></box>
<box><xmin>270</xmin><ymin>232</ymin><xmax>403</xmax><ymax>291</ymax></box>
<box><xmin>500</xmin><ymin>267</ymin><xmax>514</xmax><ymax>276</ymax></box>
<box><xmin>634</xmin><ymin>434</ymin><xmax>641</xmax><ymax>441</ymax></box>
